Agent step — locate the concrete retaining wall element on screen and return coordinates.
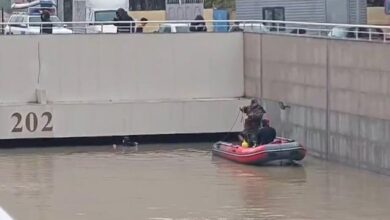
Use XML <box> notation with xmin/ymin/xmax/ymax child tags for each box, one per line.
<box><xmin>4</xmin><ymin>31</ymin><xmax>389</xmax><ymax>174</ymax></box>
<box><xmin>244</xmin><ymin>33</ymin><xmax>390</xmax><ymax>174</ymax></box>
<box><xmin>0</xmin><ymin>33</ymin><xmax>246</xmax><ymax>139</ymax></box>
<box><xmin>0</xmin><ymin>99</ymin><xmax>247</xmax><ymax>139</ymax></box>
<box><xmin>0</xmin><ymin>33</ymin><xmax>243</xmax><ymax>103</ymax></box>
<box><xmin>328</xmin><ymin>40</ymin><xmax>390</xmax><ymax>172</ymax></box>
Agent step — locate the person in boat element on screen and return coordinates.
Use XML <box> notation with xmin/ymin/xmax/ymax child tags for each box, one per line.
<box><xmin>239</xmin><ymin>99</ymin><xmax>266</xmax><ymax>146</ymax></box>
<box><xmin>40</xmin><ymin>10</ymin><xmax>52</xmax><ymax>34</ymax></box>
<box><xmin>257</xmin><ymin>118</ymin><xmax>276</xmax><ymax>145</ymax></box>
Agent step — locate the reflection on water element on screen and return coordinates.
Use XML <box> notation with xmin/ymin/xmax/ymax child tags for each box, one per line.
<box><xmin>0</xmin><ymin>143</ymin><xmax>390</xmax><ymax>220</ymax></box>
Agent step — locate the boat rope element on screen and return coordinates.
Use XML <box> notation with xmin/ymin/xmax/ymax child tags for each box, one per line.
<box><xmin>221</xmin><ymin>109</ymin><xmax>242</xmax><ymax>141</ymax></box>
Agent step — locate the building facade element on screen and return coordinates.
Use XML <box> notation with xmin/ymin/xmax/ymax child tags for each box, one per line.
<box><xmin>236</xmin><ymin>0</ymin><xmax>367</xmax><ymax>24</ymax></box>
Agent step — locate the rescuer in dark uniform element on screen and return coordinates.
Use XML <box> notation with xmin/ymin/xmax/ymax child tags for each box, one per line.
<box><xmin>257</xmin><ymin>118</ymin><xmax>276</xmax><ymax>145</ymax></box>
<box><xmin>239</xmin><ymin>99</ymin><xmax>266</xmax><ymax>147</ymax></box>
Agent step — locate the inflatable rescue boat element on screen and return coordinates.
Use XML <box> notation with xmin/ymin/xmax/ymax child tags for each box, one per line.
<box><xmin>212</xmin><ymin>137</ymin><xmax>306</xmax><ymax>165</ymax></box>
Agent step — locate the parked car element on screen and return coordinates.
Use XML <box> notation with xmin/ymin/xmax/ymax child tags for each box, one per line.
<box><xmin>328</xmin><ymin>26</ymin><xmax>384</xmax><ymax>41</ymax></box>
<box><xmin>229</xmin><ymin>23</ymin><xmax>269</xmax><ymax>33</ymax></box>
<box><xmin>157</xmin><ymin>23</ymin><xmax>190</xmax><ymax>33</ymax></box>
<box><xmin>4</xmin><ymin>13</ymin><xmax>73</xmax><ymax>35</ymax></box>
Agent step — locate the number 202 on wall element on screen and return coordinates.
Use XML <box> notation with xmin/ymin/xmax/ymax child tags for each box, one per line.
<box><xmin>11</xmin><ymin>112</ymin><xmax>53</xmax><ymax>133</ymax></box>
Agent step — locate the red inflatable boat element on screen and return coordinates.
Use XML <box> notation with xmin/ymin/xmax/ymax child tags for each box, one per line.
<box><xmin>212</xmin><ymin>137</ymin><xmax>306</xmax><ymax>165</ymax></box>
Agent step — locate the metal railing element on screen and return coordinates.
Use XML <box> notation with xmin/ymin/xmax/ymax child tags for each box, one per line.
<box><xmin>1</xmin><ymin>19</ymin><xmax>390</xmax><ymax>43</ymax></box>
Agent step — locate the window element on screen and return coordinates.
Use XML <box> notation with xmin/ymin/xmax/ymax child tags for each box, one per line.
<box><xmin>29</xmin><ymin>16</ymin><xmax>62</xmax><ymax>27</ymax></box>
<box><xmin>29</xmin><ymin>16</ymin><xmax>43</xmax><ymax>26</ymax></box>
<box><xmin>263</xmin><ymin>7</ymin><xmax>285</xmax><ymax>20</ymax></box>
<box><xmin>21</xmin><ymin>16</ymin><xmax>28</xmax><ymax>23</ymax></box>
<box><xmin>175</xmin><ymin>26</ymin><xmax>190</xmax><ymax>33</ymax></box>
<box><xmin>167</xmin><ymin>0</ymin><xmax>180</xmax><ymax>4</ymax></box>
<box><xmin>163</xmin><ymin>26</ymin><xmax>171</xmax><ymax>32</ymax></box>
<box><xmin>63</xmin><ymin>0</ymin><xmax>73</xmax><ymax>22</ymax></box>
<box><xmin>95</xmin><ymin>10</ymin><xmax>117</xmax><ymax>22</ymax></box>
<box><xmin>262</xmin><ymin>7</ymin><xmax>285</xmax><ymax>32</ymax></box>
<box><xmin>13</xmin><ymin>16</ymin><xmax>24</xmax><ymax>27</ymax></box>
<box><xmin>15</xmin><ymin>16</ymin><xmax>23</xmax><ymax>23</ymax></box>
<box><xmin>385</xmin><ymin>0</ymin><xmax>390</xmax><ymax>14</ymax></box>
<box><xmin>159</xmin><ymin>26</ymin><xmax>172</xmax><ymax>32</ymax></box>
<box><xmin>8</xmin><ymin>16</ymin><xmax>18</xmax><ymax>27</ymax></box>
<box><xmin>263</xmin><ymin>8</ymin><xmax>274</xmax><ymax>20</ymax></box>
<box><xmin>129</xmin><ymin>0</ymin><xmax>166</xmax><ymax>11</ymax></box>
<box><xmin>273</xmin><ymin>7</ymin><xmax>285</xmax><ymax>20</ymax></box>
<box><xmin>9</xmin><ymin>16</ymin><xmax>16</xmax><ymax>23</ymax></box>
<box><xmin>8</xmin><ymin>16</ymin><xmax>25</xmax><ymax>28</ymax></box>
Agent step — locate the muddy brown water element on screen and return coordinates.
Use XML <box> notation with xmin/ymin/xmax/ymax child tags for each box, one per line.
<box><xmin>1</xmin><ymin>143</ymin><xmax>390</xmax><ymax>220</ymax></box>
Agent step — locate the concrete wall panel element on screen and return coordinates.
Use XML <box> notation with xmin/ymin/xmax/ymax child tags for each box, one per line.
<box><xmin>261</xmin><ymin>35</ymin><xmax>327</xmax><ymax>109</ymax></box>
<box><xmin>0</xmin><ymin>33</ymin><xmax>245</xmax><ymax>139</ymax></box>
<box><xmin>243</xmin><ymin>33</ymin><xmax>261</xmax><ymax>97</ymax></box>
<box><xmin>329</xmin><ymin>40</ymin><xmax>390</xmax><ymax>120</ymax></box>
<box><xmin>244</xmin><ymin>33</ymin><xmax>390</xmax><ymax>174</ymax></box>
<box><xmin>0</xmin><ymin>37</ymin><xmax>39</xmax><ymax>103</ymax></box>
<box><xmin>0</xmin><ymin>98</ymin><xmax>248</xmax><ymax>139</ymax></box>
<box><xmin>0</xmin><ymin>33</ymin><xmax>244</xmax><ymax>104</ymax></box>
<box><xmin>39</xmin><ymin>33</ymin><xmax>244</xmax><ymax>102</ymax></box>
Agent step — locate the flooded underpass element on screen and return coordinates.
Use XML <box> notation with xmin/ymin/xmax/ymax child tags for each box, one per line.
<box><xmin>1</xmin><ymin>143</ymin><xmax>390</xmax><ymax>220</ymax></box>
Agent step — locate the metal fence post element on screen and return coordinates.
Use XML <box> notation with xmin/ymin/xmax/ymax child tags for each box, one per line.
<box><xmin>369</xmin><ymin>29</ymin><xmax>372</xmax><ymax>41</ymax></box>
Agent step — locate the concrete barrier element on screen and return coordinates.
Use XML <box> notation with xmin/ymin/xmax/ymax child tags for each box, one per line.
<box><xmin>0</xmin><ymin>33</ymin><xmax>246</xmax><ymax>139</ymax></box>
<box><xmin>244</xmin><ymin>33</ymin><xmax>390</xmax><ymax>174</ymax></box>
